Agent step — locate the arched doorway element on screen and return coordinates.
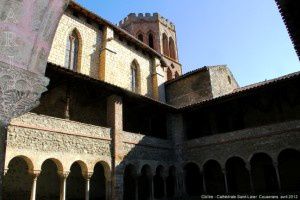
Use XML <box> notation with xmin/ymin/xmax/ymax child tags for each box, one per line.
<box><xmin>3</xmin><ymin>157</ymin><xmax>33</xmax><ymax>200</ymax></box>
<box><xmin>226</xmin><ymin>157</ymin><xmax>251</xmax><ymax>193</ymax></box>
<box><xmin>67</xmin><ymin>162</ymin><xmax>85</xmax><ymax>200</ymax></box>
<box><xmin>203</xmin><ymin>160</ymin><xmax>226</xmax><ymax>194</ymax></box>
<box><xmin>278</xmin><ymin>149</ymin><xmax>300</xmax><ymax>192</ymax></box>
<box><xmin>90</xmin><ymin>163</ymin><xmax>106</xmax><ymax>200</ymax></box>
<box><xmin>37</xmin><ymin>159</ymin><xmax>61</xmax><ymax>199</ymax></box>
<box><xmin>250</xmin><ymin>153</ymin><xmax>279</xmax><ymax>192</ymax></box>
<box><xmin>153</xmin><ymin>165</ymin><xmax>165</xmax><ymax>199</ymax></box>
<box><xmin>166</xmin><ymin>166</ymin><xmax>176</xmax><ymax>199</ymax></box>
<box><xmin>123</xmin><ymin>164</ymin><xmax>138</xmax><ymax>200</ymax></box>
<box><xmin>138</xmin><ymin>165</ymin><xmax>152</xmax><ymax>200</ymax></box>
<box><xmin>184</xmin><ymin>163</ymin><xmax>203</xmax><ymax>197</ymax></box>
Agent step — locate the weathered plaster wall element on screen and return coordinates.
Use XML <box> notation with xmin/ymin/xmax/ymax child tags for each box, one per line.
<box><xmin>48</xmin><ymin>11</ymin><xmax>102</xmax><ymax>79</ymax></box>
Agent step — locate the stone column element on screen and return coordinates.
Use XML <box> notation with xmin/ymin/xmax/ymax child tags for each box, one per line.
<box><xmin>106</xmin><ymin>177</ymin><xmax>112</xmax><ymax>200</ymax></box>
<box><xmin>222</xmin><ymin>168</ymin><xmax>229</xmax><ymax>193</ymax></box>
<box><xmin>107</xmin><ymin>95</ymin><xmax>123</xmax><ymax>200</ymax></box>
<box><xmin>59</xmin><ymin>171</ymin><xmax>69</xmax><ymax>200</ymax></box>
<box><xmin>163</xmin><ymin>176</ymin><xmax>167</xmax><ymax>199</ymax></box>
<box><xmin>84</xmin><ymin>173</ymin><xmax>93</xmax><ymax>200</ymax></box>
<box><xmin>202</xmin><ymin>170</ymin><xmax>207</xmax><ymax>194</ymax></box>
<box><xmin>167</xmin><ymin>114</ymin><xmax>185</xmax><ymax>198</ymax></box>
<box><xmin>30</xmin><ymin>171</ymin><xmax>40</xmax><ymax>200</ymax></box>
<box><xmin>274</xmin><ymin>162</ymin><xmax>282</xmax><ymax>191</ymax></box>
<box><xmin>246</xmin><ymin>163</ymin><xmax>254</xmax><ymax>193</ymax></box>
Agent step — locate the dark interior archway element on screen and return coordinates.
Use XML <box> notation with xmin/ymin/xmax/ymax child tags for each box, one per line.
<box><xmin>37</xmin><ymin>159</ymin><xmax>61</xmax><ymax>199</ymax></box>
<box><xmin>153</xmin><ymin>165</ymin><xmax>165</xmax><ymax>199</ymax></box>
<box><xmin>3</xmin><ymin>157</ymin><xmax>33</xmax><ymax>200</ymax></box>
<box><xmin>90</xmin><ymin>163</ymin><xmax>106</xmax><ymax>200</ymax></box>
<box><xmin>166</xmin><ymin>166</ymin><xmax>176</xmax><ymax>198</ymax></box>
<box><xmin>67</xmin><ymin>162</ymin><xmax>85</xmax><ymax>200</ymax></box>
<box><xmin>203</xmin><ymin>160</ymin><xmax>226</xmax><ymax>194</ymax></box>
<box><xmin>278</xmin><ymin>149</ymin><xmax>300</xmax><ymax>192</ymax></box>
<box><xmin>123</xmin><ymin>164</ymin><xmax>137</xmax><ymax>200</ymax></box>
<box><xmin>250</xmin><ymin>153</ymin><xmax>279</xmax><ymax>192</ymax></box>
<box><xmin>226</xmin><ymin>157</ymin><xmax>251</xmax><ymax>193</ymax></box>
<box><xmin>184</xmin><ymin>163</ymin><xmax>203</xmax><ymax>197</ymax></box>
<box><xmin>138</xmin><ymin>165</ymin><xmax>152</xmax><ymax>200</ymax></box>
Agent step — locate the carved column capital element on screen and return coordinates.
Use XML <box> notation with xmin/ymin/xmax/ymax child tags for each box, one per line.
<box><xmin>58</xmin><ymin>171</ymin><xmax>70</xmax><ymax>179</ymax></box>
<box><xmin>84</xmin><ymin>172</ymin><xmax>93</xmax><ymax>180</ymax></box>
<box><xmin>0</xmin><ymin>64</ymin><xmax>49</xmax><ymax>124</ymax></box>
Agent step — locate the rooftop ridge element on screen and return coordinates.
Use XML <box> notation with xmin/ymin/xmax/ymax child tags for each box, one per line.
<box><xmin>119</xmin><ymin>13</ymin><xmax>175</xmax><ymax>30</ymax></box>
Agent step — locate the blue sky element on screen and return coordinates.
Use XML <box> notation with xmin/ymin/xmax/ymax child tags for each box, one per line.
<box><xmin>76</xmin><ymin>0</ymin><xmax>300</xmax><ymax>86</ymax></box>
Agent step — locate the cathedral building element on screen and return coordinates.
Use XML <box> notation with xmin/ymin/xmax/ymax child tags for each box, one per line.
<box><xmin>2</xmin><ymin>0</ymin><xmax>300</xmax><ymax>199</ymax></box>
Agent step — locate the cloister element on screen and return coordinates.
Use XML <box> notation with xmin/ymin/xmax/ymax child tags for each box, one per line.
<box><xmin>3</xmin><ymin>148</ymin><xmax>300</xmax><ymax>200</ymax></box>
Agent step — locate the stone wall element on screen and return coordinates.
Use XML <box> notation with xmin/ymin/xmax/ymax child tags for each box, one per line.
<box><xmin>120</xmin><ymin>131</ymin><xmax>175</xmax><ymax>172</ymax></box>
<box><xmin>165</xmin><ymin>68</ymin><xmax>212</xmax><ymax>107</ymax></box>
<box><xmin>183</xmin><ymin>120</ymin><xmax>300</xmax><ymax>169</ymax></box>
<box><xmin>103</xmin><ymin>32</ymin><xmax>154</xmax><ymax>97</ymax></box>
<box><xmin>165</xmin><ymin>66</ymin><xmax>238</xmax><ymax>107</ymax></box>
<box><xmin>48</xmin><ymin>10</ymin><xmax>102</xmax><ymax>79</ymax></box>
<box><xmin>5</xmin><ymin>113</ymin><xmax>112</xmax><ymax>172</ymax></box>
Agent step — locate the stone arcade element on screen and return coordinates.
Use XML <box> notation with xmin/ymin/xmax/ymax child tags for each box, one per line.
<box><xmin>0</xmin><ymin>0</ymin><xmax>300</xmax><ymax>200</ymax></box>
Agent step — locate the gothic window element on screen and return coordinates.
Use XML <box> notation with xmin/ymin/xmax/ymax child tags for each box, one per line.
<box><xmin>65</xmin><ymin>30</ymin><xmax>80</xmax><ymax>71</ymax></box>
<box><xmin>169</xmin><ymin>37</ymin><xmax>176</xmax><ymax>60</ymax></box>
<box><xmin>138</xmin><ymin>33</ymin><xmax>144</xmax><ymax>42</ymax></box>
<box><xmin>148</xmin><ymin>33</ymin><xmax>154</xmax><ymax>49</ymax></box>
<box><xmin>162</xmin><ymin>33</ymin><xmax>169</xmax><ymax>56</ymax></box>
<box><xmin>175</xmin><ymin>71</ymin><xmax>179</xmax><ymax>78</ymax></box>
<box><xmin>131</xmin><ymin>60</ymin><xmax>140</xmax><ymax>93</ymax></box>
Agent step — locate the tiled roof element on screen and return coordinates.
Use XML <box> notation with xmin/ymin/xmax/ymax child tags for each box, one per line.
<box><xmin>275</xmin><ymin>0</ymin><xmax>300</xmax><ymax>60</ymax></box>
<box><xmin>46</xmin><ymin>62</ymin><xmax>176</xmax><ymax>111</ymax></box>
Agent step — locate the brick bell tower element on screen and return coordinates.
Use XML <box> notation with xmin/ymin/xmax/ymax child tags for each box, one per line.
<box><xmin>119</xmin><ymin>13</ymin><xmax>182</xmax><ymax>81</ymax></box>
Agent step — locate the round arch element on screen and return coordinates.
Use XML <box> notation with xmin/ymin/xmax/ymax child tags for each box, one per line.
<box><xmin>225</xmin><ymin>156</ymin><xmax>251</xmax><ymax>193</ymax></box>
<box><xmin>203</xmin><ymin>160</ymin><xmax>226</xmax><ymax>194</ymax></box>
<box><xmin>5</xmin><ymin>155</ymin><xmax>34</xmax><ymax>173</ymax></box>
<box><xmin>184</xmin><ymin>162</ymin><xmax>203</xmax><ymax>197</ymax></box>
<box><xmin>250</xmin><ymin>153</ymin><xmax>279</xmax><ymax>192</ymax></box>
<box><xmin>278</xmin><ymin>148</ymin><xmax>300</xmax><ymax>192</ymax></box>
